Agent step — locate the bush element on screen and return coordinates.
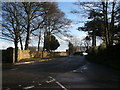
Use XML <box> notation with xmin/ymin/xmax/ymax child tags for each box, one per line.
<box><xmin>98</xmin><ymin>43</ymin><xmax>106</xmax><ymax>51</ymax></box>
<box><xmin>87</xmin><ymin>43</ymin><xmax>120</xmax><ymax>69</ymax></box>
<box><xmin>88</xmin><ymin>46</ymin><xmax>99</xmax><ymax>56</ymax></box>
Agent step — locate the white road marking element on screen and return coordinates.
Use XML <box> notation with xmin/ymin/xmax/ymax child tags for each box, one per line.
<box><xmin>18</xmin><ymin>85</ymin><xmax>22</xmax><ymax>87</ymax></box>
<box><xmin>23</xmin><ymin>85</ymin><xmax>34</xmax><ymax>90</ymax></box>
<box><xmin>48</xmin><ymin>76</ymin><xmax>67</xmax><ymax>90</ymax></box>
<box><xmin>55</xmin><ymin>81</ymin><xmax>67</xmax><ymax>90</ymax></box>
<box><xmin>10</xmin><ymin>68</ymin><xmax>17</xmax><ymax>70</ymax></box>
<box><xmin>46</xmin><ymin>78</ymin><xmax>55</xmax><ymax>83</ymax></box>
<box><xmin>38</xmin><ymin>83</ymin><xmax>42</xmax><ymax>86</ymax></box>
<box><xmin>48</xmin><ymin>76</ymin><xmax>53</xmax><ymax>79</ymax></box>
<box><xmin>72</xmin><ymin>70</ymin><xmax>77</xmax><ymax>73</ymax></box>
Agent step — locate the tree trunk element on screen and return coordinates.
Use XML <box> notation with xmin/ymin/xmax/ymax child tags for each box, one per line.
<box><xmin>105</xmin><ymin>1</ymin><xmax>110</xmax><ymax>46</ymax></box>
<box><xmin>24</xmin><ymin>3</ymin><xmax>31</xmax><ymax>50</ymax></box>
<box><xmin>25</xmin><ymin>12</ymin><xmax>30</xmax><ymax>50</ymax></box>
<box><xmin>110</xmin><ymin>1</ymin><xmax>116</xmax><ymax>45</ymax></box>
<box><xmin>47</xmin><ymin>32</ymin><xmax>50</xmax><ymax>52</ymax></box>
<box><xmin>38</xmin><ymin>36</ymin><xmax>41</xmax><ymax>51</ymax></box>
<box><xmin>92</xmin><ymin>29</ymin><xmax>96</xmax><ymax>46</ymax></box>
<box><xmin>14</xmin><ymin>39</ymin><xmax>18</xmax><ymax>62</ymax></box>
<box><xmin>43</xmin><ymin>31</ymin><xmax>46</xmax><ymax>51</ymax></box>
<box><xmin>38</xmin><ymin>30</ymin><xmax>41</xmax><ymax>51</ymax></box>
<box><xmin>102</xmin><ymin>1</ymin><xmax>109</xmax><ymax>47</ymax></box>
<box><xmin>19</xmin><ymin>36</ymin><xmax>23</xmax><ymax>50</ymax></box>
<box><xmin>25</xmin><ymin>29</ymin><xmax>30</xmax><ymax>50</ymax></box>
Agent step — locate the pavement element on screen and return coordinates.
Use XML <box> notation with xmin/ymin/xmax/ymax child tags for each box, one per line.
<box><xmin>2</xmin><ymin>56</ymin><xmax>120</xmax><ymax>89</ymax></box>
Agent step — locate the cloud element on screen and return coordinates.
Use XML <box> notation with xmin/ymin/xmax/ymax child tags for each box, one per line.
<box><xmin>55</xmin><ymin>35</ymin><xmax>87</xmax><ymax>51</ymax></box>
<box><xmin>0</xmin><ymin>40</ymin><xmax>14</xmax><ymax>49</ymax></box>
<box><xmin>0</xmin><ymin>33</ymin><xmax>88</xmax><ymax>51</ymax></box>
<box><xmin>55</xmin><ymin>36</ymin><xmax>69</xmax><ymax>51</ymax></box>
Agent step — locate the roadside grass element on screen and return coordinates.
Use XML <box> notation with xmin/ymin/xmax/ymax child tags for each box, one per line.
<box><xmin>17</xmin><ymin>56</ymin><xmax>67</xmax><ymax>62</ymax></box>
<box><xmin>18</xmin><ymin>57</ymin><xmax>41</xmax><ymax>62</ymax></box>
<box><xmin>2</xmin><ymin>56</ymin><xmax>68</xmax><ymax>66</ymax></box>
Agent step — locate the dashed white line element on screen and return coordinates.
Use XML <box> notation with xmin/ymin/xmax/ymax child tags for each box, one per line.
<box><xmin>23</xmin><ymin>85</ymin><xmax>34</xmax><ymax>90</ymax></box>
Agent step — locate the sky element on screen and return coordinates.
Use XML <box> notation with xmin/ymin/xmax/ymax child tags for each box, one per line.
<box><xmin>0</xmin><ymin>2</ymin><xmax>101</xmax><ymax>51</ymax></box>
<box><xmin>56</xmin><ymin>2</ymin><xmax>88</xmax><ymax>51</ymax></box>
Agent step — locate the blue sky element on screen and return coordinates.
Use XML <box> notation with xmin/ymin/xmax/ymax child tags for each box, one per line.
<box><xmin>58</xmin><ymin>2</ymin><xmax>86</xmax><ymax>36</ymax></box>
<box><xmin>58</xmin><ymin>2</ymin><xmax>88</xmax><ymax>35</ymax></box>
<box><xmin>0</xmin><ymin>2</ymin><xmax>88</xmax><ymax>51</ymax></box>
<box><xmin>0</xmin><ymin>1</ymin><xmax>118</xmax><ymax>51</ymax></box>
<box><xmin>56</xmin><ymin>2</ymin><xmax>88</xmax><ymax>51</ymax></box>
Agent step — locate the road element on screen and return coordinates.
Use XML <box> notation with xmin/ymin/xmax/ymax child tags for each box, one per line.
<box><xmin>2</xmin><ymin>56</ymin><xmax>120</xmax><ymax>89</ymax></box>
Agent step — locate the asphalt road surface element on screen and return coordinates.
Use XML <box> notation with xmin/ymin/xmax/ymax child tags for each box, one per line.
<box><xmin>2</xmin><ymin>56</ymin><xmax>120</xmax><ymax>89</ymax></box>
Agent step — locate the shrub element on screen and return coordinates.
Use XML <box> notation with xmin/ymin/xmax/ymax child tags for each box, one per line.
<box><xmin>98</xmin><ymin>43</ymin><xmax>106</xmax><ymax>51</ymax></box>
<box><xmin>87</xmin><ymin>43</ymin><xmax>120</xmax><ymax>69</ymax></box>
<box><xmin>89</xmin><ymin>46</ymin><xmax>99</xmax><ymax>55</ymax></box>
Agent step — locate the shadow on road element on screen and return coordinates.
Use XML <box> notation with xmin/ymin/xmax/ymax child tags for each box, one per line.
<box><xmin>2</xmin><ymin>56</ymin><xmax>120</xmax><ymax>89</ymax></box>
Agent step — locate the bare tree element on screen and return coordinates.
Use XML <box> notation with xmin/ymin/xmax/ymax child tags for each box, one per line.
<box><xmin>39</xmin><ymin>2</ymin><xmax>72</xmax><ymax>51</ymax></box>
<box><xmin>20</xmin><ymin>2</ymin><xmax>45</xmax><ymax>50</ymax></box>
<box><xmin>1</xmin><ymin>2</ymin><xmax>24</xmax><ymax>62</ymax></box>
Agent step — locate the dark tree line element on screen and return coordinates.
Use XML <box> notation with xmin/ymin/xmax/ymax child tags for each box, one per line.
<box><xmin>76</xmin><ymin>0</ymin><xmax>120</xmax><ymax>47</ymax></box>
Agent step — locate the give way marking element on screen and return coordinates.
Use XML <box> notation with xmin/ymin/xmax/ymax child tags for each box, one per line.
<box><xmin>46</xmin><ymin>76</ymin><xmax>67</xmax><ymax>90</ymax></box>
